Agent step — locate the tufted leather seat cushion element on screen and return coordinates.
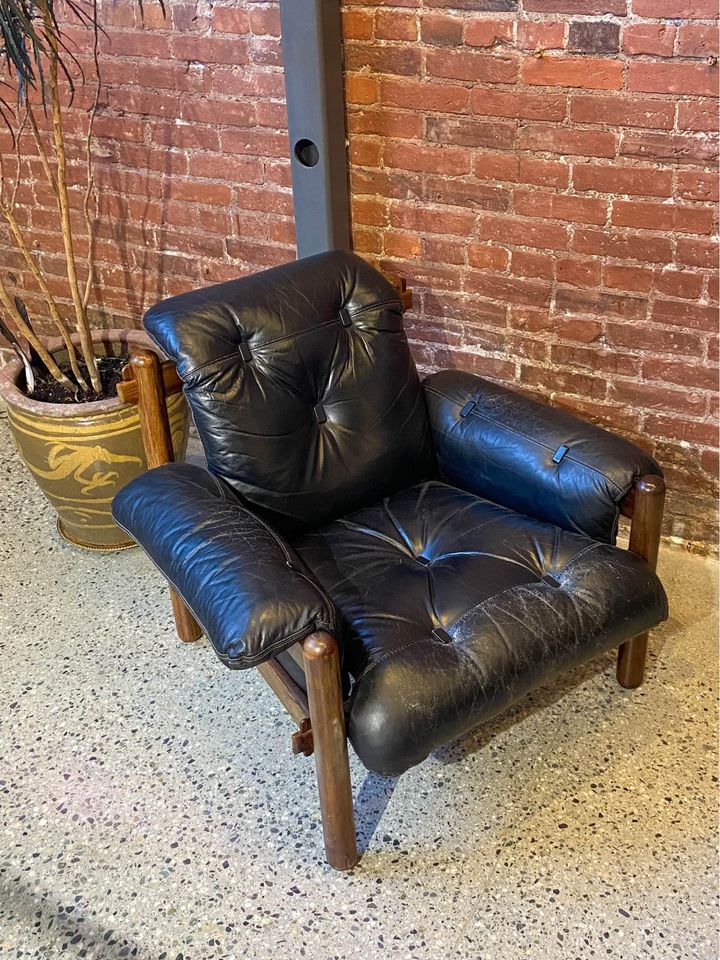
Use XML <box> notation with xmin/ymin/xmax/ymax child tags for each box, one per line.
<box><xmin>292</xmin><ymin>481</ymin><xmax>668</xmax><ymax>776</ymax></box>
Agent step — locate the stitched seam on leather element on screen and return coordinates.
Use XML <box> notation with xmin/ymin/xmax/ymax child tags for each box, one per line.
<box><xmin>219</xmin><ymin>621</ymin><xmax>331</xmax><ymax>668</ymax></box>
<box><xmin>351</xmin><ymin>635</ymin><xmax>437</xmax><ymax>686</ymax></box>
<box><xmin>424</xmin><ymin>385</ymin><xmax>626</xmax><ymax>495</ymax></box>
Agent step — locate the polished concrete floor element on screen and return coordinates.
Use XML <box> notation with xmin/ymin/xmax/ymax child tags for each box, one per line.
<box><xmin>0</xmin><ymin>415</ymin><xmax>717</xmax><ymax>960</ymax></box>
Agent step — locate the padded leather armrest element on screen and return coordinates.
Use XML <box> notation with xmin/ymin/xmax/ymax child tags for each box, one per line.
<box><xmin>423</xmin><ymin>369</ymin><xmax>662</xmax><ymax>543</ymax></box>
<box><xmin>111</xmin><ymin>463</ymin><xmax>335</xmax><ymax>668</ymax></box>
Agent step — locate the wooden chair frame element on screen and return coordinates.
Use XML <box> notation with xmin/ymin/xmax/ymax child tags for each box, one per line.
<box><xmin>118</xmin><ymin>282</ymin><xmax>665</xmax><ymax>871</ymax></box>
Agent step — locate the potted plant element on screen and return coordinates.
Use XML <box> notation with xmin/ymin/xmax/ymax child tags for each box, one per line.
<box><xmin>0</xmin><ymin>0</ymin><xmax>188</xmax><ymax>549</ymax></box>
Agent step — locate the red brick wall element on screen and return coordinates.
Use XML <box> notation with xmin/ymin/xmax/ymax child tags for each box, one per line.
<box><xmin>1</xmin><ymin>1</ymin><xmax>718</xmax><ymax>545</ymax></box>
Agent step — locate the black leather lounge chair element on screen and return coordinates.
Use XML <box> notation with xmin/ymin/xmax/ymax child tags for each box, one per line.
<box><xmin>113</xmin><ymin>250</ymin><xmax>668</xmax><ymax>871</ymax></box>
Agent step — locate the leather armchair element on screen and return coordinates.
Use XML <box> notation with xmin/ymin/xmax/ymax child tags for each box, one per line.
<box><xmin>113</xmin><ymin>250</ymin><xmax>667</xmax><ymax>870</ymax></box>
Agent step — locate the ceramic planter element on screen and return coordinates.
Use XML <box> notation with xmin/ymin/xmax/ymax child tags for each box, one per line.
<box><xmin>0</xmin><ymin>329</ymin><xmax>189</xmax><ymax>550</ymax></box>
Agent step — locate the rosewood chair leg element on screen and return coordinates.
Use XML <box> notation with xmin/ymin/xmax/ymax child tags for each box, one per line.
<box><xmin>132</xmin><ymin>349</ymin><xmax>203</xmax><ymax>644</ymax></box>
<box><xmin>302</xmin><ymin>631</ymin><xmax>359</xmax><ymax>871</ymax></box>
<box><xmin>617</xmin><ymin>474</ymin><xmax>666</xmax><ymax>689</ymax></box>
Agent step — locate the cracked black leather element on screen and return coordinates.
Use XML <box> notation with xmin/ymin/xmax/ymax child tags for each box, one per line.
<box><xmin>424</xmin><ymin>369</ymin><xmax>663</xmax><ymax>543</ymax></box>
<box><xmin>292</xmin><ymin>481</ymin><xmax>668</xmax><ymax>776</ymax></box>
<box><xmin>111</xmin><ymin>463</ymin><xmax>335</xmax><ymax>669</ymax></box>
<box><xmin>143</xmin><ymin>249</ymin><xmax>435</xmax><ymax>534</ymax></box>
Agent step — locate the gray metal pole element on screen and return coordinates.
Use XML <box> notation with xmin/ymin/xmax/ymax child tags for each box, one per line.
<box><xmin>279</xmin><ymin>0</ymin><xmax>351</xmax><ymax>258</ymax></box>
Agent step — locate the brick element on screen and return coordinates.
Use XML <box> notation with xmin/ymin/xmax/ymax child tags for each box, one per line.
<box><xmin>342</xmin><ymin>11</ymin><xmax>374</xmax><ymax>40</ymax></box>
<box><xmin>517</xmin><ymin>21</ymin><xmax>566</xmax><ymax>51</ymax></box>
<box><xmin>519</xmin><ymin>157</ymin><xmax>570</xmax><ymax>188</ymax></box>
<box><xmin>551</xmin><ymin>344</ymin><xmax>641</xmax><ymax>378</ymax></box>
<box><xmin>476</xmin><ymin>213</ymin><xmax>569</xmax><ymax>250</ymax></box>
<box><xmin>381</xmin><ymin>78</ymin><xmax>469</xmax><ymax>114</ymax></box>
<box><xmin>611</xmin><ymin>200</ymin><xmax>716</xmax><ymax>235</ymax></box>
<box><xmin>676</xmin><ymin>238</ymin><xmax>720</xmax><ymax>268</ymax></box>
<box><xmin>646</xmin><ymin>414</ymin><xmax>718</xmax><ymax>447</ymax></box>
<box><xmin>632</xmin><ymin>0</ymin><xmax>718</xmax><ymax>18</ymax></box>
<box><xmin>655</xmin><ymin>269</ymin><xmax>704</xmax><ymax>301</ymax></box>
<box><xmin>621</xmin><ymin>132</ymin><xmax>719</xmax><ymax>164</ymax></box>
<box><xmin>180</xmin><ymin>98</ymin><xmax>255</xmax><ymax>127</ymax></box>
<box><xmin>349</xmin><ymin>109</ymin><xmax>422</xmax><ymax>140</ymax></box>
<box><xmin>426</xmin><ymin>49</ymin><xmax>519</xmax><ymax>84</ymax></box>
<box><xmin>470</xmin><ymin>88</ymin><xmax>566</xmax><ymax>120</ymax></box>
<box><xmin>344</xmin><ymin>42</ymin><xmax>421</xmax><ymax>76</ymax></box>
<box><xmin>213</xmin><ymin>6</ymin><xmax>251</xmax><ymax>34</ymax></box>
<box><xmin>557</xmin><ymin>258</ymin><xmax>602</xmax><ymax>287</ymax></box>
<box><xmin>522</xmin><ymin>55</ymin><xmax>623</xmax><ymax>90</ymax></box>
<box><xmin>390</xmin><ymin>204</ymin><xmax>475</xmax><ymax>236</ymax></box>
<box><xmin>570</xmin><ymin>94</ymin><xmax>675</xmax><ymax>130</ymax></box>
<box><xmin>426</xmin><ymin>116</ymin><xmax>516</xmax><ymax>149</ymax></box>
<box><xmin>514</xmin><ymin>189</ymin><xmax>608</xmax><ymax>225</ymax></box>
<box><xmin>568</xmin><ymin>21</ymin><xmax>620</xmax><ymax>54</ymax></box>
<box><xmin>573</xmin><ymin>163</ymin><xmax>673</xmax><ymax>198</ymax></box>
<box><xmin>468</xmin><ymin>243</ymin><xmax>510</xmax><ymax>271</ymax></box>
<box><xmin>375</xmin><ymin>11</ymin><xmax>418</xmax><ymax>41</ymax></box>
<box><xmin>424</xmin><ymin>177</ymin><xmax>511</xmax><ymax>211</ymax></box>
<box><xmin>465</xmin><ymin>19</ymin><xmax>514</xmax><ymax>48</ymax></box>
<box><xmin>651</xmin><ymin>298</ymin><xmax>718</xmax><ymax>332</ymax></box>
<box><xmin>677</xmin><ymin>24</ymin><xmax>719</xmax><ymax>57</ymax></box>
<box><xmin>423</xmin><ymin>0</ymin><xmax>517</xmax><ymax>9</ymax></box>
<box><xmin>512</xmin><ymin>307</ymin><xmax>604</xmax><ymax>343</ymax></box>
<box><xmin>678</xmin><ymin>100</ymin><xmax>719</xmax><ymax>133</ymax></box>
<box><xmin>675</xmin><ymin>171</ymin><xmax>719</xmax><ymax>203</ymax></box>
<box><xmin>522</xmin><ymin>364</ymin><xmax>609</xmax><ymax>401</ymax></box>
<box><xmin>511</xmin><ymin>250</ymin><xmax>555</xmax><ymax>279</ymax></box>
<box><xmin>519</xmin><ymin>124</ymin><xmax>616</xmax><ymax>158</ymax></box>
<box><xmin>423</xmin><ymin>236</ymin><xmax>467</xmax><ymax>265</ymax></box>
<box><xmin>573</xmin><ymin>227</ymin><xmax>673</xmax><ymax>264</ymax></box>
<box><xmin>644</xmin><ymin>357</ymin><xmax>717</xmax><ymax>392</ymax></box>
<box><xmin>346</xmin><ymin>75</ymin><xmax>378</xmax><ymax>105</ymax></box>
<box><xmin>173</xmin><ymin>36</ymin><xmax>249</xmax><ymax>65</ymax></box>
<box><xmin>421</xmin><ymin>15</ymin><xmax>463</xmax><ymax>46</ymax></box>
<box><xmin>384</xmin><ymin>232</ymin><xmax>422</xmax><ymax>259</ymax></box>
<box><xmin>467</xmin><ymin>272</ymin><xmax>553</xmax><ymax>307</ymax></box>
<box><xmin>555</xmin><ymin>287</ymin><xmax>647</xmax><ymax>320</ymax></box>
<box><xmin>248</xmin><ymin>7</ymin><xmax>280</xmax><ymax>36</ymax></box>
<box><xmin>524</xmin><ymin>0</ymin><xmax>626</xmax><ymax>11</ymax></box>
<box><xmin>608</xmin><ymin>379</ymin><xmax>707</xmax><ymax>417</ymax></box>
<box><xmin>604</xmin><ymin>264</ymin><xmax>654</xmax><ymax>294</ymax></box>
<box><xmin>385</xmin><ymin>141</ymin><xmax>471</xmax><ymax>176</ymax></box>
<box><xmin>622</xmin><ymin>23</ymin><xmax>676</xmax><ymax>57</ymax></box>
<box><xmin>629</xmin><ymin>62</ymin><xmax>719</xmax><ymax>98</ymax></box>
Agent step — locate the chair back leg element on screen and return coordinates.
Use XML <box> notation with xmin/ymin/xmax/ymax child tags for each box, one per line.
<box><xmin>617</xmin><ymin>474</ymin><xmax>666</xmax><ymax>689</ymax></box>
<box><xmin>303</xmin><ymin>631</ymin><xmax>359</xmax><ymax>870</ymax></box>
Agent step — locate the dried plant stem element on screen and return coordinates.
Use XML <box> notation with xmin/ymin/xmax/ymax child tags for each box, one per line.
<box><xmin>82</xmin><ymin>0</ymin><xmax>100</xmax><ymax>312</ymax></box>
<box><xmin>0</xmin><ymin>116</ymin><xmax>89</xmax><ymax>390</ymax></box>
<box><xmin>0</xmin><ymin>275</ymin><xmax>73</xmax><ymax>387</ymax></box>
<box><xmin>42</xmin><ymin>3</ymin><xmax>101</xmax><ymax>393</ymax></box>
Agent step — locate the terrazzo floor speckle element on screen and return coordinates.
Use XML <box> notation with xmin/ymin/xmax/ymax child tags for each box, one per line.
<box><xmin>0</xmin><ymin>415</ymin><xmax>717</xmax><ymax>960</ymax></box>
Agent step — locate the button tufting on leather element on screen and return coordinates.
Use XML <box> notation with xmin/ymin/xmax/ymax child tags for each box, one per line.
<box><xmin>314</xmin><ymin>403</ymin><xmax>327</xmax><ymax>425</ymax></box>
<box><xmin>238</xmin><ymin>342</ymin><xmax>252</xmax><ymax>362</ymax></box>
<box><xmin>339</xmin><ymin>307</ymin><xmax>353</xmax><ymax>327</ymax></box>
<box><xmin>415</xmin><ymin>555</ymin><xmax>431</xmax><ymax>566</ymax></box>
<box><xmin>552</xmin><ymin>444</ymin><xmax>569</xmax><ymax>464</ymax></box>
<box><xmin>459</xmin><ymin>400</ymin><xmax>475</xmax><ymax>418</ymax></box>
<box><xmin>432</xmin><ymin>627</ymin><xmax>453</xmax><ymax>644</ymax></box>
<box><xmin>542</xmin><ymin>574</ymin><xmax>561</xmax><ymax>588</ymax></box>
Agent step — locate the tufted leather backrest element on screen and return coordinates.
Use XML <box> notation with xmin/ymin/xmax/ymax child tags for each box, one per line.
<box><xmin>144</xmin><ymin>250</ymin><xmax>435</xmax><ymax>532</ymax></box>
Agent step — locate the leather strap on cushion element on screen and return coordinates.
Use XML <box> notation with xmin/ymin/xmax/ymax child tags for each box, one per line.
<box><xmin>111</xmin><ymin>463</ymin><xmax>335</xmax><ymax>668</ymax></box>
<box><xmin>423</xmin><ymin>369</ymin><xmax>662</xmax><ymax>543</ymax></box>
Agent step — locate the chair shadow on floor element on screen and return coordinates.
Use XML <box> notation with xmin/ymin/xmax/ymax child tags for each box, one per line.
<box><xmin>353</xmin><ymin>611</ymin><xmax>682</xmax><ymax>855</ymax></box>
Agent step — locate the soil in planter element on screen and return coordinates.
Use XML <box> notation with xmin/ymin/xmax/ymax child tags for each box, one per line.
<box><xmin>28</xmin><ymin>355</ymin><xmax>130</xmax><ymax>404</ymax></box>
